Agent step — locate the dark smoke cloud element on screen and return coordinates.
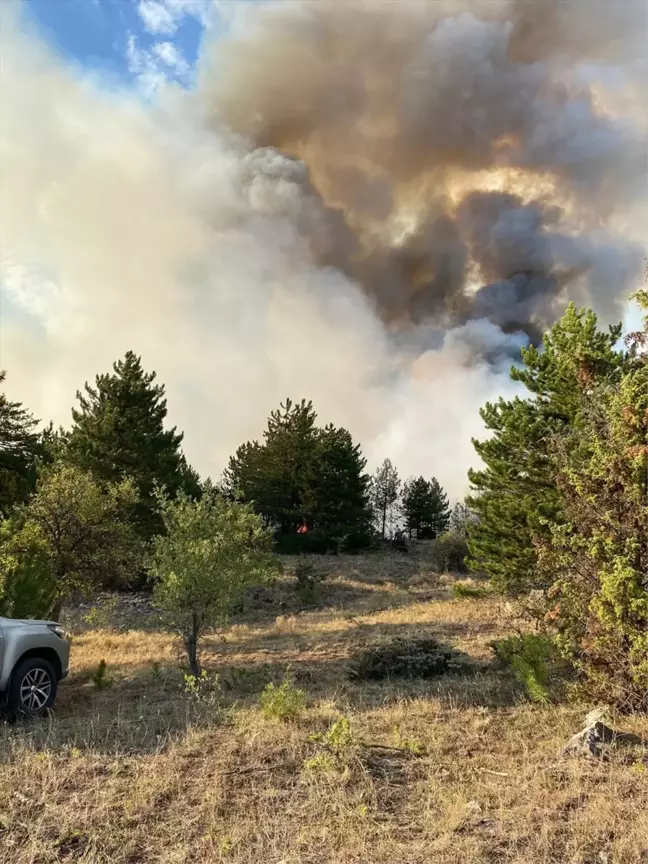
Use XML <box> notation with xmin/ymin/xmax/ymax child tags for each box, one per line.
<box><xmin>2</xmin><ymin>0</ymin><xmax>646</xmax><ymax>499</ymax></box>
<box><xmin>201</xmin><ymin>0</ymin><xmax>647</xmax><ymax>341</ymax></box>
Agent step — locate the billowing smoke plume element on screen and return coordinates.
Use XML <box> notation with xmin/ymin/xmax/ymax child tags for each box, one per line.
<box><xmin>1</xmin><ymin>0</ymin><xmax>646</xmax><ymax>497</ymax></box>
<box><xmin>203</xmin><ymin>0</ymin><xmax>646</xmax><ymax>342</ymax></box>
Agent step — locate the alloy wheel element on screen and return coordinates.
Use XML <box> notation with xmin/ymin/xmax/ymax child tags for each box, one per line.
<box><xmin>19</xmin><ymin>667</ymin><xmax>52</xmax><ymax>712</ymax></box>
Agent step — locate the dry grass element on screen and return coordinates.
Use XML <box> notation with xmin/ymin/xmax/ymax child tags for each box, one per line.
<box><xmin>1</xmin><ymin>550</ymin><xmax>646</xmax><ymax>863</ymax></box>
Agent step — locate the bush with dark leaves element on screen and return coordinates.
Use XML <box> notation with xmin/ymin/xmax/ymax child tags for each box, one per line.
<box><xmin>348</xmin><ymin>636</ymin><xmax>470</xmax><ymax>681</ymax></box>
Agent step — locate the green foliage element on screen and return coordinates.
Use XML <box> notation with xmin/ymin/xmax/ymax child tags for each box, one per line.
<box><xmin>226</xmin><ymin>399</ymin><xmax>372</xmax><ymax>551</ymax></box>
<box><xmin>534</xmin><ymin>332</ymin><xmax>648</xmax><ymax>707</ymax></box>
<box><xmin>0</xmin><ymin>371</ymin><xmax>42</xmax><ymax>517</ymax></box>
<box><xmin>294</xmin><ymin>556</ymin><xmax>326</xmax><ymax>605</ymax></box>
<box><xmin>66</xmin><ymin>351</ymin><xmax>199</xmax><ymax>541</ymax></box>
<box><xmin>259</xmin><ymin>678</ymin><xmax>306</xmax><ymax>722</ymax></box>
<box><xmin>491</xmin><ymin>634</ymin><xmax>559</xmax><ymax>704</ymax></box>
<box><xmin>369</xmin><ymin>458</ymin><xmax>401</xmax><ymax>539</ymax></box>
<box><xmin>401</xmin><ymin>476</ymin><xmax>450</xmax><ymax>540</ymax></box>
<box><xmin>348</xmin><ymin>637</ymin><xmax>469</xmax><ymax>681</ymax></box>
<box><xmin>183</xmin><ymin>670</ymin><xmax>220</xmax><ymax>704</ymax></box>
<box><xmin>304</xmin><ymin>424</ymin><xmax>372</xmax><ymax>551</ymax></box>
<box><xmin>321</xmin><ymin>716</ymin><xmax>354</xmax><ymax>754</ymax></box>
<box><xmin>436</xmin><ymin>530</ymin><xmax>470</xmax><ymax>573</ymax></box>
<box><xmin>467</xmin><ymin>305</ymin><xmax>624</xmax><ymax>595</ymax></box>
<box><xmin>150</xmin><ymin>492</ymin><xmax>279</xmax><ymax>675</ymax></box>
<box><xmin>305</xmin><ymin>717</ymin><xmax>364</xmax><ymax>776</ymax></box>
<box><xmin>303</xmin><ymin>752</ymin><xmax>336</xmax><ymax>774</ymax></box>
<box><xmin>225</xmin><ymin>399</ymin><xmax>318</xmax><ymax>533</ymax></box>
<box><xmin>452</xmin><ymin>581</ymin><xmax>488</xmax><ymax>599</ymax></box>
<box><xmin>0</xmin><ymin>464</ymin><xmax>142</xmax><ymax>619</ymax></box>
<box><xmin>82</xmin><ymin>597</ymin><xmax>119</xmax><ymax>628</ymax></box>
<box><xmin>469</xmin><ymin>302</ymin><xmax>647</xmax><ymax>707</ymax></box>
<box><xmin>0</xmin><ymin>522</ymin><xmax>55</xmax><ymax>619</ymax></box>
<box><xmin>90</xmin><ymin>659</ymin><xmax>113</xmax><ymax>690</ymax></box>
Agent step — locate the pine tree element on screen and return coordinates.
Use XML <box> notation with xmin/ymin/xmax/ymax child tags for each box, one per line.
<box><xmin>531</xmin><ymin>292</ymin><xmax>648</xmax><ymax>707</ymax></box>
<box><xmin>467</xmin><ymin>305</ymin><xmax>624</xmax><ymax>594</ymax></box>
<box><xmin>304</xmin><ymin>425</ymin><xmax>372</xmax><ymax>549</ymax></box>
<box><xmin>0</xmin><ymin>372</ymin><xmax>41</xmax><ymax>517</ymax></box>
<box><xmin>225</xmin><ymin>399</ymin><xmax>318</xmax><ymax>534</ymax></box>
<box><xmin>401</xmin><ymin>476</ymin><xmax>450</xmax><ymax>540</ymax></box>
<box><xmin>225</xmin><ymin>400</ymin><xmax>372</xmax><ymax>550</ymax></box>
<box><xmin>369</xmin><ymin>458</ymin><xmax>401</xmax><ymax>539</ymax></box>
<box><xmin>67</xmin><ymin>352</ymin><xmax>199</xmax><ymax>539</ymax></box>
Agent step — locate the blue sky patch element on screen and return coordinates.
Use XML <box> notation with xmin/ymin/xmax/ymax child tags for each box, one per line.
<box><xmin>21</xmin><ymin>0</ymin><xmax>213</xmax><ymax>94</ymax></box>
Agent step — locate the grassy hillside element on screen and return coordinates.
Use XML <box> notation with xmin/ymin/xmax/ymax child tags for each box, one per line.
<box><xmin>1</xmin><ymin>549</ymin><xmax>646</xmax><ymax>864</ymax></box>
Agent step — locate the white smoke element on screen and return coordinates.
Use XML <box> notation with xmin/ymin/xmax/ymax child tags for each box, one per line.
<box><xmin>1</xmin><ymin>1</ymin><xmax>646</xmax><ymax>498</ymax></box>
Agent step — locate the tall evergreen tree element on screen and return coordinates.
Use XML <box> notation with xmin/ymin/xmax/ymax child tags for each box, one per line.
<box><xmin>369</xmin><ymin>458</ymin><xmax>401</xmax><ymax>539</ymax></box>
<box><xmin>225</xmin><ymin>399</ymin><xmax>372</xmax><ymax>550</ymax></box>
<box><xmin>304</xmin><ymin>425</ymin><xmax>372</xmax><ymax>549</ymax></box>
<box><xmin>67</xmin><ymin>352</ymin><xmax>199</xmax><ymax>538</ymax></box>
<box><xmin>0</xmin><ymin>372</ymin><xmax>41</xmax><ymax>517</ymax></box>
<box><xmin>467</xmin><ymin>305</ymin><xmax>624</xmax><ymax>594</ymax></box>
<box><xmin>225</xmin><ymin>399</ymin><xmax>318</xmax><ymax>533</ymax></box>
<box><xmin>401</xmin><ymin>476</ymin><xmax>450</xmax><ymax>540</ymax></box>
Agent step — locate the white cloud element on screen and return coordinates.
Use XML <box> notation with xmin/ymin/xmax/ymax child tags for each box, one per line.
<box><xmin>152</xmin><ymin>41</ymin><xmax>189</xmax><ymax>74</ymax></box>
<box><xmin>126</xmin><ymin>33</ymin><xmax>168</xmax><ymax>98</ymax></box>
<box><xmin>136</xmin><ymin>1</ymin><xmax>176</xmax><ymax>35</ymax></box>
<box><xmin>136</xmin><ymin>0</ymin><xmax>214</xmax><ymax>36</ymax></box>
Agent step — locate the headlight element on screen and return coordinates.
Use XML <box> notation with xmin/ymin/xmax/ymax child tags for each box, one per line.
<box><xmin>48</xmin><ymin>624</ymin><xmax>66</xmax><ymax>639</ymax></box>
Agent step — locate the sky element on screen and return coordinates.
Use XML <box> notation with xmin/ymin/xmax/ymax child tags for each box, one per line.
<box><xmin>22</xmin><ymin>0</ymin><xmax>217</xmax><ymax>96</ymax></box>
<box><xmin>1</xmin><ymin>0</ymin><xmax>645</xmax><ymax>497</ymax></box>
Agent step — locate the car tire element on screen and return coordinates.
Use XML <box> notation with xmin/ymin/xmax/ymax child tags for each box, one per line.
<box><xmin>7</xmin><ymin>656</ymin><xmax>58</xmax><ymax>719</ymax></box>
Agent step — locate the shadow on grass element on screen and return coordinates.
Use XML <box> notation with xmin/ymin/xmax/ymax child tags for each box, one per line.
<box><xmin>200</xmin><ymin>615</ymin><xmax>503</xmax><ymax>662</ymax></box>
<box><xmin>0</xmin><ymin>640</ymin><xmax>522</xmax><ymax>762</ymax></box>
<box><xmin>62</xmin><ymin>569</ymin><xmax>452</xmax><ymax>635</ymax></box>
<box><xmin>11</xmin><ymin>569</ymin><xmax>511</xmax><ymax>757</ymax></box>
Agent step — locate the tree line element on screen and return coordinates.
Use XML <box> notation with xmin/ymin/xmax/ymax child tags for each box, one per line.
<box><xmin>1</xmin><ymin>293</ymin><xmax>646</xmax><ymax>705</ymax></box>
<box><xmin>0</xmin><ymin>350</ymin><xmax>457</xmax><ymax>614</ymax></box>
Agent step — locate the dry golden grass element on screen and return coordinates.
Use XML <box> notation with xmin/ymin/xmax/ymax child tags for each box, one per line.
<box><xmin>1</xmin><ymin>551</ymin><xmax>646</xmax><ymax>864</ymax></box>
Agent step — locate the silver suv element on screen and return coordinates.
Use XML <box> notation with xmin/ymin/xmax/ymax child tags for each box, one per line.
<box><xmin>0</xmin><ymin>617</ymin><xmax>70</xmax><ymax>717</ymax></box>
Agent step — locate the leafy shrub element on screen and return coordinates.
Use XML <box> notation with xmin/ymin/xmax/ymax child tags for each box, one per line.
<box><xmin>322</xmin><ymin>716</ymin><xmax>355</xmax><ymax>754</ymax></box>
<box><xmin>0</xmin><ymin>526</ymin><xmax>56</xmax><ymax>620</ymax></box>
<box><xmin>82</xmin><ymin>596</ymin><xmax>119</xmax><ymax>628</ymax></box>
<box><xmin>392</xmin><ymin>725</ymin><xmax>425</xmax><ymax>754</ymax></box>
<box><xmin>259</xmin><ymin>678</ymin><xmax>306</xmax><ymax>721</ymax></box>
<box><xmin>491</xmin><ymin>634</ymin><xmax>560</xmax><ymax>704</ymax></box>
<box><xmin>452</xmin><ymin>582</ymin><xmax>489</xmax><ymax>599</ymax></box>
<box><xmin>150</xmin><ymin>492</ymin><xmax>278</xmax><ymax>676</ymax></box>
<box><xmin>183</xmin><ymin>670</ymin><xmax>220</xmax><ymax>704</ymax></box>
<box><xmin>303</xmin><ymin>752</ymin><xmax>336</xmax><ymax>774</ymax></box>
<box><xmin>90</xmin><ymin>659</ymin><xmax>113</xmax><ymax>690</ymax></box>
<box><xmin>435</xmin><ymin>531</ymin><xmax>470</xmax><ymax>573</ymax></box>
<box><xmin>348</xmin><ymin>637</ymin><xmax>470</xmax><ymax>681</ymax></box>
<box><xmin>294</xmin><ymin>556</ymin><xmax>326</xmax><ymax>604</ymax></box>
<box><xmin>307</xmin><ymin>716</ymin><xmax>358</xmax><ymax>770</ymax></box>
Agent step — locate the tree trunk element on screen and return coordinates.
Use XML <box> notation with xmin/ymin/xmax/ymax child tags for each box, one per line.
<box><xmin>381</xmin><ymin>505</ymin><xmax>387</xmax><ymax>540</ymax></box>
<box><xmin>186</xmin><ymin>612</ymin><xmax>200</xmax><ymax>676</ymax></box>
<box><xmin>50</xmin><ymin>597</ymin><xmax>63</xmax><ymax>622</ymax></box>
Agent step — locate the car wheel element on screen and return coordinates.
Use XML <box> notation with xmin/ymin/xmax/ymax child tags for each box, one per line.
<box><xmin>7</xmin><ymin>657</ymin><xmax>58</xmax><ymax>718</ymax></box>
